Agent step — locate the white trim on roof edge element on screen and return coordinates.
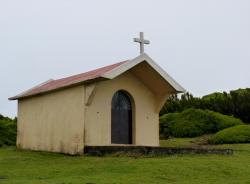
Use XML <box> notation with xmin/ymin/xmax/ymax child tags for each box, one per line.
<box><xmin>101</xmin><ymin>53</ymin><xmax>185</xmax><ymax>92</ymax></box>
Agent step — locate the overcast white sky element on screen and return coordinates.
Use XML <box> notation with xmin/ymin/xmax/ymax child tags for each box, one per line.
<box><xmin>0</xmin><ymin>0</ymin><xmax>250</xmax><ymax>117</ymax></box>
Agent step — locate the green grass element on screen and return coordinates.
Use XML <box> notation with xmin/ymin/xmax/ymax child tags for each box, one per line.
<box><xmin>160</xmin><ymin>135</ymin><xmax>212</xmax><ymax>148</ymax></box>
<box><xmin>0</xmin><ymin>142</ymin><xmax>250</xmax><ymax>184</ymax></box>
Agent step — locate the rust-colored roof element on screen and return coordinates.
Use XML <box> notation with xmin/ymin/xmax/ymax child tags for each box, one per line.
<box><xmin>9</xmin><ymin>60</ymin><xmax>128</xmax><ymax>100</ymax></box>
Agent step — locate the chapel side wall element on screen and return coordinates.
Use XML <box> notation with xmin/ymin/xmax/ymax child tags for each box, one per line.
<box><xmin>17</xmin><ymin>85</ymin><xmax>85</xmax><ymax>155</ymax></box>
<box><xmin>85</xmin><ymin>72</ymin><xmax>159</xmax><ymax>146</ymax></box>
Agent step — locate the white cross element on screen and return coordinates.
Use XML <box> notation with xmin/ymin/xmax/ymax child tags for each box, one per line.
<box><xmin>133</xmin><ymin>32</ymin><xmax>150</xmax><ymax>54</ymax></box>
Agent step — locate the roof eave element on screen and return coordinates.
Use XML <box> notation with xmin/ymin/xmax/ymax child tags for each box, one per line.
<box><xmin>8</xmin><ymin>77</ymin><xmax>108</xmax><ymax>101</ymax></box>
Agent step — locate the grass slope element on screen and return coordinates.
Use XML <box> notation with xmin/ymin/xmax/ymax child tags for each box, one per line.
<box><xmin>0</xmin><ymin>143</ymin><xmax>250</xmax><ymax>184</ymax></box>
<box><xmin>209</xmin><ymin>125</ymin><xmax>250</xmax><ymax>144</ymax></box>
<box><xmin>160</xmin><ymin>135</ymin><xmax>212</xmax><ymax>148</ymax></box>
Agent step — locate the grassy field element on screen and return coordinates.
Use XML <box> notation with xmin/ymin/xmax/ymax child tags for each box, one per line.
<box><xmin>0</xmin><ymin>141</ymin><xmax>250</xmax><ymax>184</ymax></box>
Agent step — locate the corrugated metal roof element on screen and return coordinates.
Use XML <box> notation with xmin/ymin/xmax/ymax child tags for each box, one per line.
<box><xmin>9</xmin><ymin>60</ymin><xmax>128</xmax><ymax>100</ymax></box>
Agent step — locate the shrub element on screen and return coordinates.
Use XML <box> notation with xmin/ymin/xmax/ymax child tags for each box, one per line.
<box><xmin>160</xmin><ymin>108</ymin><xmax>243</xmax><ymax>138</ymax></box>
<box><xmin>0</xmin><ymin>116</ymin><xmax>17</xmax><ymax>147</ymax></box>
<box><xmin>209</xmin><ymin>125</ymin><xmax>250</xmax><ymax>144</ymax></box>
<box><xmin>160</xmin><ymin>88</ymin><xmax>250</xmax><ymax>123</ymax></box>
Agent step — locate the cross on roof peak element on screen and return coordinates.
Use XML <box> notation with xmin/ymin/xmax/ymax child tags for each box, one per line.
<box><xmin>133</xmin><ymin>32</ymin><xmax>150</xmax><ymax>54</ymax></box>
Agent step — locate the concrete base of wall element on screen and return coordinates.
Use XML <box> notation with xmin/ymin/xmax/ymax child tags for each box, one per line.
<box><xmin>84</xmin><ymin>146</ymin><xmax>233</xmax><ymax>156</ymax></box>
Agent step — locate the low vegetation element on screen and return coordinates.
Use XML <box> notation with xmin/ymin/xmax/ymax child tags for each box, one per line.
<box><xmin>160</xmin><ymin>108</ymin><xmax>243</xmax><ymax>138</ymax></box>
<box><xmin>160</xmin><ymin>88</ymin><xmax>250</xmax><ymax>123</ymax></box>
<box><xmin>209</xmin><ymin>125</ymin><xmax>250</xmax><ymax>144</ymax></box>
<box><xmin>0</xmin><ymin>114</ymin><xmax>17</xmax><ymax>147</ymax></box>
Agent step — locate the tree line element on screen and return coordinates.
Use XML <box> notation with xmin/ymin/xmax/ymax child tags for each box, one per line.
<box><xmin>160</xmin><ymin>88</ymin><xmax>250</xmax><ymax>123</ymax></box>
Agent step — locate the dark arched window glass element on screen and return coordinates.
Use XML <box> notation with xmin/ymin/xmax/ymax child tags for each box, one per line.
<box><xmin>111</xmin><ymin>91</ymin><xmax>132</xmax><ymax>110</ymax></box>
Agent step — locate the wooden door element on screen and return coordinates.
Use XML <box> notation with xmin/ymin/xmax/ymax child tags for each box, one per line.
<box><xmin>111</xmin><ymin>91</ymin><xmax>132</xmax><ymax>144</ymax></box>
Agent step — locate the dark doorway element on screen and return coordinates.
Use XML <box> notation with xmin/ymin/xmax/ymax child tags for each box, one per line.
<box><xmin>111</xmin><ymin>90</ymin><xmax>132</xmax><ymax>144</ymax></box>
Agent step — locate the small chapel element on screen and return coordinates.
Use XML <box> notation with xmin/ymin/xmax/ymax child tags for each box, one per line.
<box><xmin>9</xmin><ymin>33</ymin><xmax>185</xmax><ymax>155</ymax></box>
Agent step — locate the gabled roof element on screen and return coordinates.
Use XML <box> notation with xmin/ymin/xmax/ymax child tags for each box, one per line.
<box><xmin>9</xmin><ymin>53</ymin><xmax>185</xmax><ymax>100</ymax></box>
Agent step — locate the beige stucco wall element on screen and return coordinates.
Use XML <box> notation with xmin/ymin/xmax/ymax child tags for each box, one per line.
<box><xmin>85</xmin><ymin>71</ymin><xmax>160</xmax><ymax>146</ymax></box>
<box><xmin>17</xmin><ymin>85</ymin><xmax>85</xmax><ymax>155</ymax></box>
<box><xmin>17</xmin><ymin>69</ymin><xmax>171</xmax><ymax>154</ymax></box>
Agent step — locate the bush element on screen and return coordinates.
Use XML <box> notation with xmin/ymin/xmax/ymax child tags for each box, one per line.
<box><xmin>0</xmin><ymin>115</ymin><xmax>17</xmax><ymax>147</ymax></box>
<box><xmin>160</xmin><ymin>88</ymin><xmax>250</xmax><ymax>123</ymax></box>
<box><xmin>209</xmin><ymin>125</ymin><xmax>250</xmax><ymax>144</ymax></box>
<box><xmin>160</xmin><ymin>108</ymin><xmax>243</xmax><ymax>138</ymax></box>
